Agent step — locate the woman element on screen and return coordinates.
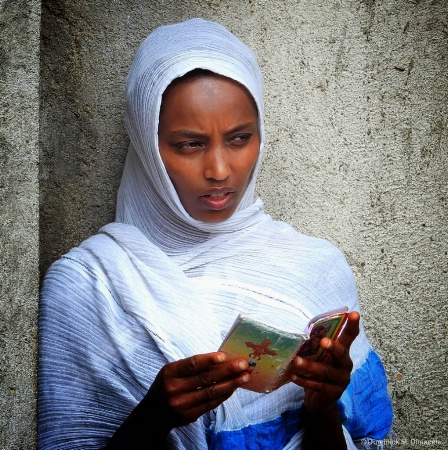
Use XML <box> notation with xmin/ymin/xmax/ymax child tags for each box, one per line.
<box><xmin>39</xmin><ymin>19</ymin><xmax>393</xmax><ymax>449</ymax></box>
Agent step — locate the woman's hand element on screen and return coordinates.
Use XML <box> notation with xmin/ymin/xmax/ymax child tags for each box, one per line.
<box><xmin>290</xmin><ymin>311</ymin><xmax>360</xmax><ymax>416</ymax></box>
<box><xmin>289</xmin><ymin>311</ymin><xmax>360</xmax><ymax>450</ymax></box>
<box><xmin>106</xmin><ymin>352</ymin><xmax>249</xmax><ymax>449</ymax></box>
<box><xmin>147</xmin><ymin>352</ymin><xmax>250</xmax><ymax>430</ymax></box>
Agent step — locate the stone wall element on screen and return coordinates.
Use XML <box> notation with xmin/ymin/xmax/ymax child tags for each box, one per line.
<box><xmin>2</xmin><ymin>0</ymin><xmax>447</xmax><ymax>448</ymax></box>
<box><xmin>0</xmin><ymin>0</ymin><xmax>40</xmax><ymax>448</ymax></box>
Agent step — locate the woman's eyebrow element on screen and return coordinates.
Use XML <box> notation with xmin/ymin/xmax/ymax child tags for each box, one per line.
<box><xmin>168</xmin><ymin>130</ymin><xmax>207</xmax><ymax>139</ymax></box>
<box><xmin>167</xmin><ymin>122</ymin><xmax>256</xmax><ymax>139</ymax></box>
<box><xmin>225</xmin><ymin>122</ymin><xmax>257</xmax><ymax>134</ymax></box>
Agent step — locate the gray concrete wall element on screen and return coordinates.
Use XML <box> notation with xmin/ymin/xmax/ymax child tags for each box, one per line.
<box><xmin>0</xmin><ymin>0</ymin><xmax>40</xmax><ymax>448</ymax></box>
<box><xmin>2</xmin><ymin>0</ymin><xmax>446</xmax><ymax>448</ymax></box>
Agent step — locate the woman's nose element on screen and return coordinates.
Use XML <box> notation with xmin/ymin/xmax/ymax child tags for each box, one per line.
<box><xmin>204</xmin><ymin>146</ymin><xmax>230</xmax><ymax>181</ymax></box>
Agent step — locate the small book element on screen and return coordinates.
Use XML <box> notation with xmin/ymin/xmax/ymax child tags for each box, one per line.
<box><xmin>218</xmin><ymin>307</ymin><xmax>348</xmax><ymax>393</ymax></box>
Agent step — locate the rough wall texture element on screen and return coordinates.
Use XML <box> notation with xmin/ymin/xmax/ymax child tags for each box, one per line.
<box><xmin>0</xmin><ymin>0</ymin><xmax>442</xmax><ymax>448</ymax></box>
<box><xmin>0</xmin><ymin>0</ymin><xmax>40</xmax><ymax>448</ymax></box>
<box><xmin>254</xmin><ymin>2</ymin><xmax>447</xmax><ymax>448</ymax></box>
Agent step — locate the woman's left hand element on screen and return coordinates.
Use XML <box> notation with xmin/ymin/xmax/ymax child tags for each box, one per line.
<box><xmin>290</xmin><ymin>311</ymin><xmax>360</xmax><ymax>416</ymax></box>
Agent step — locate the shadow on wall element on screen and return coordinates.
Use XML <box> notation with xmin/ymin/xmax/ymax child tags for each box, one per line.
<box><xmin>39</xmin><ymin>1</ymin><xmax>128</xmax><ymax>275</ymax></box>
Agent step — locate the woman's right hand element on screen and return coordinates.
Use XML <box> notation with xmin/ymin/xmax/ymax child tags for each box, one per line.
<box><xmin>106</xmin><ymin>352</ymin><xmax>249</xmax><ymax>448</ymax></box>
<box><xmin>146</xmin><ymin>352</ymin><xmax>250</xmax><ymax>430</ymax></box>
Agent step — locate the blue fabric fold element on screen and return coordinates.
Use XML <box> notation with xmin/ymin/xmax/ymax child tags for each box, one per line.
<box><xmin>338</xmin><ymin>350</ymin><xmax>393</xmax><ymax>440</ymax></box>
<box><xmin>207</xmin><ymin>408</ymin><xmax>301</xmax><ymax>450</ymax></box>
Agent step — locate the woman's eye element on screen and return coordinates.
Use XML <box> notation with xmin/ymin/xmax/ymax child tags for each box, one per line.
<box><xmin>176</xmin><ymin>141</ymin><xmax>204</xmax><ymax>152</ymax></box>
<box><xmin>230</xmin><ymin>134</ymin><xmax>251</xmax><ymax>145</ymax></box>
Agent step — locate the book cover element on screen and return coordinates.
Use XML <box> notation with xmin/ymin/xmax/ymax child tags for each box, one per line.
<box><xmin>219</xmin><ymin>307</ymin><xmax>348</xmax><ymax>393</ymax></box>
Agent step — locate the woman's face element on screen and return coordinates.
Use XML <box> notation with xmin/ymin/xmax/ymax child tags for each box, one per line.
<box><xmin>158</xmin><ymin>74</ymin><xmax>260</xmax><ymax>223</ymax></box>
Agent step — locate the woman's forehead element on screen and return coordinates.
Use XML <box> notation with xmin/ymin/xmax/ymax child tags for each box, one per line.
<box><xmin>160</xmin><ymin>71</ymin><xmax>259</xmax><ymax>121</ymax></box>
<box><xmin>159</xmin><ymin>75</ymin><xmax>259</xmax><ymax>136</ymax></box>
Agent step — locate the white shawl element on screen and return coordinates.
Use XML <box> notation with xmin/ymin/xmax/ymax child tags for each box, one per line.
<box><xmin>40</xmin><ymin>219</ymin><xmax>364</xmax><ymax>449</ymax></box>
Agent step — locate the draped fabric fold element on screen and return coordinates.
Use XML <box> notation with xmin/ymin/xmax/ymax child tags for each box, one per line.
<box><xmin>39</xmin><ymin>219</ymin><xmax>392</xmax><ymax>449</ymax></box>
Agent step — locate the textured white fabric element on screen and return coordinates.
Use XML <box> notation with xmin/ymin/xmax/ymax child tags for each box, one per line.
<box><xmin>38</xmin><ymin>18</ymin><xmax>382</xmax><ymax>449</ymax></box>
<box><xmin>39</xmin><ymin>219</ymin><xmax>366</xmax><ymax>449</ymax></box>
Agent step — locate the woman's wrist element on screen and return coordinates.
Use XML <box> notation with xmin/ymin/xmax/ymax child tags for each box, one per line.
<box><xmin>302</xmin><ymin>400</ymin><xmax>339</xmax><ymax>420</ymax></box>
<box><xmin>301</xmin><ymin>403</ymin><xmax>347</xmax><ymax>450</ymax></box>
<box><xmin>105</xmin><ymin>377</ymin><xmax>174</xmax><ymax>449</ymax></box>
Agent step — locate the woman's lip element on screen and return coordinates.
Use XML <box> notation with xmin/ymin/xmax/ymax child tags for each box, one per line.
<box><xmin>200</xmin><ymin>187</ymin><xmax>235</xmax><ymax>196</ymax></box>
<box><xmin>199</xmin><ymin>191</ymin><xmax>235</xmax><ymax>210</ymax></box>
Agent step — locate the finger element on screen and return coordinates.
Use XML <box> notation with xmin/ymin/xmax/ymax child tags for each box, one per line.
<box><xmin>291</xmin><ymin>371</ymin><xmax>347</xmax><ymax>400</ymax></box>
<box><xmin>195</xmin><ymin>358</ymin><xmax>249</xmax><ymax>388</ymax></box>
<box><xmin>336</xmin><ymin>311</ymin><xmax>360</xmax><ymax>348</ymax></box>
<box><xmin>319</xmin><ymin>338</ymin><xmax>352</xmax><ymax>368</ymax></box>
<box><xmin>303</xmin><ymin>312</ymin><xmax>360</xmax><ymax>366</ymax></box>
<box><xmin>176</xmin><ymin>390</ymin><xmax>234</xmax><ymax>425</ymax></box>
<box><xmin>166</xmin><ymin>352</ymin><xmax>227</xmax><ymax>378</ymax></box>
<box><xmin>196</xmin><ymin>371</ymin><xmax>250</xmax><ymax>400</ymax></box>
<box><xmin>167</xmin><ymin>372</ymin><xmax>250</xmax><ymax>422</ymax></box>
<box><xmin>166</xmin><ymin>388</ymin><xmax>233</xmax><ymax>426</ymax></box>
<box><xmin>291</xmin><ymin>356</ymin><xmax>351</xmax><ymax>386</ymax></box>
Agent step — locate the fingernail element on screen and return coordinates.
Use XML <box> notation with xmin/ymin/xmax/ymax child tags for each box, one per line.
<box><xmin>242</xmin><ymin>374</ymin><xmax>249</xmax><ymax>383</ymax></box>
<box><xmin>291</xmin><ymin>374</ymin><xmax>298</xmax><ymax>381</ymax></box>
<box><xmin>217</xmin><ymin>353</ymin><xmax>225</xmax><ymax>362</ymax></box>
<box><xmin>238</xmin><ymin>360</ymin><xmax>248</xmax><ymax>370</ymax></box>
<box><xmin>296</xmin><ymin>356</ymin><xmax>303</xmax><ymax>366</ymax></box>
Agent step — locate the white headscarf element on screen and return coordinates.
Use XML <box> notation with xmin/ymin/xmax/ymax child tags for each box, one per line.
<box><xmin>116</xmin><ymin>18</ymin><xmax>266</xmax><ymax>253</ymax></box>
